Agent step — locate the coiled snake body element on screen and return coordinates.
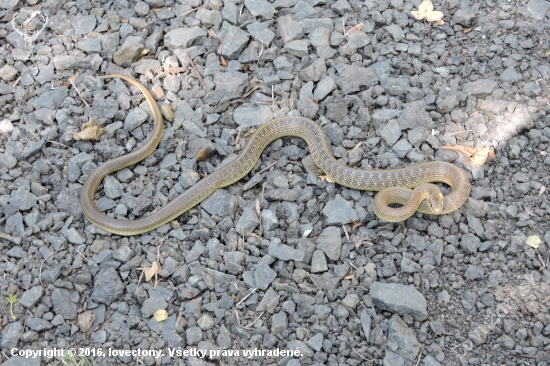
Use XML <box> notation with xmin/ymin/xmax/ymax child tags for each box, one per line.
<box><xmin>80</xmin><ymin>75</ymin><xmax>471</xmax><ymax>236</ymax></box>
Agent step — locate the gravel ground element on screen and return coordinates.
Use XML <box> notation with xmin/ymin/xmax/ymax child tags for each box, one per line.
<box><xmin>1</xmin><ymin>0</ymin><xmax>550</xmax><ymax>365</ymax></box>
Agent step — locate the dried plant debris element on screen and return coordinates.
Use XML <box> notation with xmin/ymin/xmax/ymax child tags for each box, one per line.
<box><xmin>411</xmin><ymin>0</ymin><xmax>444</xmax><ymax>25</ymax></box>
<box><xmin>70</xmin><ymin>119</ymin><xmax>107</xmax><ymax>141</ymax></box>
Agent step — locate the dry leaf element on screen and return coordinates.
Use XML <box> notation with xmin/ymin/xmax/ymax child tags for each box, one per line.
<box><xmin>526</xmin><ymin>236</ymin><xmax>541</xmax><ymax>249</ymax></box>
<box><xmin>464</xmin><ymin>28</ymin><xmax>472</xmax><ymax>33</ymax></box>
<box><xmin>255</xmin><ymin>199</ymin><xmax>261</xmax><ymax>217</ymax></box>
<box><xmin>154</xmin><ymin>309</ymin><xmax>169</xmax><ymax>322</ymax></box>
<box><xmin>221</xmin><ymin>57</ymin><xmax>227</xmax><ymax>67</ymax></box>
<box><xmin>442</xmin><ymin>145</ymin><xmax>495</xmax><ymax>166</ymax></box>
<box><xmin>196</xmin><ymin>148</ymin><xmax>208</xmax><ymax>161</ymax></box>
<box><xmin>540</xmin><ymin>186</ymin><xmax>546</xmax><ymax>196</ymax></box>
<box><xmin>145</xmin><ymin>261</ymin><xmax>162</xmax><ymax>282</ymax></box>
<box><xmin>318</xmin><ymin>175</ymin><xmax>335</xmax><ymax>183</ymax></box>
<box><xmin>344</xmin><ymin>23</ymin><xmax>364</xmax><ymax>36</ymax></box>
<box><xmin>411</xmin><ymin>0</ymin><xmax>444</xmax><ymax>25</ymax></box>
<box><xmin>344</xmin><ymin>274</ymin><xmax>355</xmax><ymax>280</ymax></box>
<box><xmin>77</xmin><ymin>310</ymin><xmax>96</xmax><ymax>333</ymax></box>
<box><xmin>70</xmin><ymin>119</ymin><xmax>107</xmax><ymax>141</ymax></box>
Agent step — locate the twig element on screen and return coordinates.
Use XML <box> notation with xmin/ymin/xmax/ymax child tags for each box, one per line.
<box><xmin>67</xmin><ymin>75</ymin><xmax>92</xmax><ymax>107</ymax></box>
<box><xmin>414</xmin><ymin>344</ymin><xmax>424</xmax><ymax>366</ymax></box>
<box><xmin>342</xmin><ymin>225</ymin><xmax>350</xmax><ymax>240</ymax></box>
<box><xmin>242</xmin><ymin>85</ymin><xmax>259</xmax><ymax>99</ymax></box>
<box><xmin>346</xmin><ymin>141</ymin><xmax>363</xmax><ymax>155</ymax></box>
<box><xmin>39</xmin><ymin>247</ymin><xmax>66</xmax><ymax>285</ymax></box>
<box><xmin>186</xmin><ymin>54</ymin><xmax>207</xmax><ymax>90</ymax></box>
<box><xmin>175</xmin><ymin>311</ymin><xmax>183</xmax><ymax>329</ymax></box>
<box><xmin>47</xmin><ymin>140</ymin><xmax>72</xmax><ymax>149</ymax></box>
<box><xmin>181</xmin><ymin>7</ymin><xmax>198</xmax><ymax>16</ymax></box>
<box><xmin>12</xmin><ymin>75</ymin><xmax>22</xmax><ymax>87</ymax></box>
<box><xmin>521</xmin><ymin>354</ymin><xmax>537</xmax><ymax>359</ymax></box>
<box><xmin>450</xmin><ymin>342</ymin><xmax>463</xmax><ymax>350</ymax></box>
<box><xmin>258</xmin><ymin>162</ymin><xmax>277</xmax><ymax>174</ymax></box>
<box><xmin>244</xmin><ymin>311</ymin><xmax>264</xmax><ymax>329</ymax></box>
<box><xmin>307</xmin><ymin>272</ymin><xmax>322</xmax><ymax>292</ymax></box>
<box><xmin>352</xmin><ymin>348</ymin><xmax>374</xmax><ymax>362</ymax></box>
<box><xmin>236</xmin><ymin>288</ymin><xmax>257</xmax><ymax>306</ymax></box>
<box><xmin>76</xmin><ymin>249</ymin><xmax>89</xmax><ymax>262</ymax></box>
<box><xmin>448</xmin><ymin>130</ymin><xmax>473</xmax><ymax>136</ymax></box>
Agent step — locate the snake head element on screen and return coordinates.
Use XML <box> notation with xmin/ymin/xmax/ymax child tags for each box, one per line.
<box><xmin>428</xmin><ymin>191</ymin><xmax>444</xmax><ymax>214</ymax></box>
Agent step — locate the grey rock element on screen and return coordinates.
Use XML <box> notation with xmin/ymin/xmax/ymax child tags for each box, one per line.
<box><xmin>0</xmin><ymin>356</ymin><xmax>41</xmax><ymax>366</ymax></box>
<box><xmin>247</xmin><ymin>22</ymin><xmax>276</xmax><ymax>46</ymax></box>
<box><xmin>313</xmin><ymin>76</ymin><xmax>336</xmax><ymax>101</ymax></box>
<box><xmin>299</xmin><ymin>58</ymin><xmax>326</xmax><ymax>82</ymax></box>
<box><xmin>316</xmin><ymin>226</ymin><xmax>342</xmax><ymax>261</ymax></box>
<box><xmin>348</xmin><ymin>31</ymin><xmax>372</xmax><ymax>48</ymax></box>
<box><xmin>307</xmin><ymin>332</ymin><xmax>323</xmax><ymax>351</ymax></box>
<box><xmin>460</xmin><ymin>233</ymin><xmax>481</xmax><ymax>254</ymax></box>
<box><xmin>201</xmin><ymin>189</ymin><xmax>237</xmax><ymax>217</ymax></box>
<box><xmin>233</xmin><ymin>105</ymin><xmax>273</xmax><ymax>127</ymax></box>
<box><xmin>370</xmin><ymin>282</ymin><xmax>428</xmax><ymax>321</ymax></box>
<box><xmin>400</xmin><ymin>257</ymin><xmax>421</xmax><ymax>273</ymax></box>
<box><xmin>341</xmin><ymin>294</ymin><xmax>359</xmax><ymax>308</ymax></box>
<box><xmin>527</xmin><ymin>0</ymin><xmax>550</xmax><ymax>20</ymax></box>
<box><xmin>271</xmin><ymin>312</ymin><xmax>287</xmax><ymax>334</ymax></box>
<box><xmin>19</xmin><ymin>286</ymin><xmax>44</xmax><ymax>308</ymax></box>
<box><xmin>464</xmin><ymin>265</ymin><xmax>485</xmax><ymax>280</ymax></box>
<box><xmin>242</xmin><ymin>263</ymin><xmax>277</xmax><ymax>290</ymax></box>
<box><xmin>309</xmin><ymin>27</ymin><xmax>330</xmax><ymax>48</ymax></box>
<box><xmin>123</xmin><ymin>108</ymin><xmax>148</xmax><ymax>131</ymax></box>
<box><xmin>186</xmin><ymin>242</ymin><xmax>206</xmax><ymax>263</ymax></box>
<box><xmin>500</xmin><ymin>67</ymin><xmax>523</xmax><ymax>81</ymax></box>
<box><xmin>71</xmin><ymin>15</ymin><xmax>96</xmax><ymax>35</ymax></box>
<box><xmin>235</xmin><ymin>207</ymin><xmax>260</xmax><ymax>234</ymax></box>
<box><xmin>380</xmin><ymin>119</ymin><xmax>402</xmax><ymax>145</ymax></box>
<box><xmin>164</xmin><ymin>27</ymin><xmax>207</xmax><ymax>50</ymax></box>
<box><xmin>268</xmin><ymin>242</ymin><xmax>305</xmax><ymax>261</ymax></box>
<box><xmin>462</xmin><ymin>79</ymin><xmax>498</xmax><ymax>97</ymax></box>
<box><xmin>32</xmin><ymin>87</ymin><xmax>68</xmax><ymax>109</ymax></box>
<box><xmin>285</xmin><ymin>39</ymin><xmax>309</xmax><ymax>57</ymax></box>
<box><xmin>52</xmin><ymin>288</ymin><xmax>77</xmax><ymax>320</ymax></box>
<box><xmin>1</xmin><ymin>321</ymin><xmax>23</xmax><ymax>349</ymax></box>
<box><xmin>245</xmin><ymin>0</ymin><xmax>275</xmax><ymax>18</ymax></box>
<box><xmin>338</xmin><ymin>65</ymin><xmax>379</xmax><ymax>95</ymax></box>
<box><xmin>261</xmin><ymin>209</ymin><xmax>279</xmax><ymax>231</ymax></box>
<box><xmin>287</xmin><ymin>340</ymin><xmax>314</xmax><ymax>358</ymax></box>
<box><xmin>257</xmin><ymin>288</ymin><xmax>280</xmax><ymax>313</ymax></box>
<box><xmin>383</xmin><ymin>351</ymin><xmax>404</xmax><ymax>366</ymax></box>
<box><xmin>332</xmin><ymin>0</ymin><xmax>352</xmax><ymax>14</ymax></box>
<box><xmin>91</xmin><ymin>268</ymin><xmax>124</xmax><ymax>304</ymax></box>
<box><xmin>53</xmin><ymin>56</ymin><xmax>91</xmax><ymax>70</ymax></box>
<box><xmin>361</xmin><ymin>309</ymin><xmax>371</xmax><ymax>343</ymax></box>
<box><xmin>311</xmin><ymin>250</ymin><xmax>328</xmax><ymax>273</ymax></box>
<box><xmin>385</xmin><ymin>24</ymin><xmax>405</xmax><ymax>42</ymax></box>
<box><xmin>392</xmin><ymin>139</ymin><xmax>412</xmax><ymax>158</ymax></box>
<box><xmin>423</xmin><ymin>355</ymin><xmax>442</xmax><ymax>366</ymax></box>
<box><xmin>322</xmin><ymin>195</ymin><xmax>358</xmax><ymax>225</ymax></box>
<box><xmin>397</xmin><ymin>101</ymin><xmax>434</xmax><ymax>130</ymax></box>
<box><xmin>186</xmin><ymin>326</ymin><xmax>203</xmax><ymax>345</ymax></box>
<box><xmin>278</xmin><ymin>15</ymin><xmax>304</xmax><ymax>43</ymax></box>
<box><xmin>113</xmin><ymin>43</ymin><xmax>145</xmax><ymax>67</ymax></box>
<box><xmin>387</xmin><ymin>315</ymin><xmax>420</xmax><ymax>362</ymax></box>
<box><xmin>25</xmin><ymin>318</ymin><xmax>53</xmax><ymax>331</ymax></box>
<box><xmin>0</xmin><ymin>65</ymin><xmax>17</xmax><ymax>81</ymax></box>
<box><xmin>198</xmin><ymin>314</ymin><xmax>215</xmax><ymax>330</ymax></box>
<box><xmin>453</xmin><ymin>8</ymin><xmax>476</xmax><ymax>27</ymax></box>
<box><xmin>142</xmin><ymin>297</ymin><xmax>167</xmax><ymax>318</ymax></box>
<box><xmin>220</xmin><ymin>25</ymin><xmax>250</xmax><ymax>59</ymax></box>
<box><xmin>468</xmin><ymin>323</ymin><xmax>490</xmax><ymax>346</ymax></box>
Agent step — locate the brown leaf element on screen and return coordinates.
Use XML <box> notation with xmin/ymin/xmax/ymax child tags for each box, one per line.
<box><xmin>344</xmin><ymin>274</ymin><xmax>355</xmax><ymax>280</ymax></box>
<box><xmin>344</xmin><ymin>23</ymin><xmax>364</xmax><ymax>36</ymax></box>
<box><xmin>70</xmin><ymin>119</ymin><xmax>107</xmax><ymax>141</ymax></box>
<box><xmin>145</xmin><ymin>261</ymin><xmax>162</xmax><ymax>282</ymax></box>
<box><xmin>442</xmin><ymin>145</ymin><xmax>495</xmax><ymax>166</ymax></box>
<box><xmin>196</xmin><ymin>148</ymin><xmax>208</xmax><ymax>161</ymax></box>
<box><xmin>464</xmin><ymin>28</ymin><xmax>473</xmax><ymax>33</ymax></box>
<box><xmin>77</xmin><ymin>310</ymin><xmax>96</xmax><ymax>333</ymax></box>
<box><xmin>221</xmin><ymin>57</ymin><xmax>227</xmax><ymax>67</ymax></box>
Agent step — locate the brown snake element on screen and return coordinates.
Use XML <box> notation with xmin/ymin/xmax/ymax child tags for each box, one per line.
<box><xmin>80</xmin><ymin>75</ymin><xmax>471</xmax><ymax>236</ymax></box>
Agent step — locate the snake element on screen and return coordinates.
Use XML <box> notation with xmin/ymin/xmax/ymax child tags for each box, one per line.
<box><xmin>80</xmin><ymin>74</ymin><xmax>471</xmax><ymax>236</ymax></box>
